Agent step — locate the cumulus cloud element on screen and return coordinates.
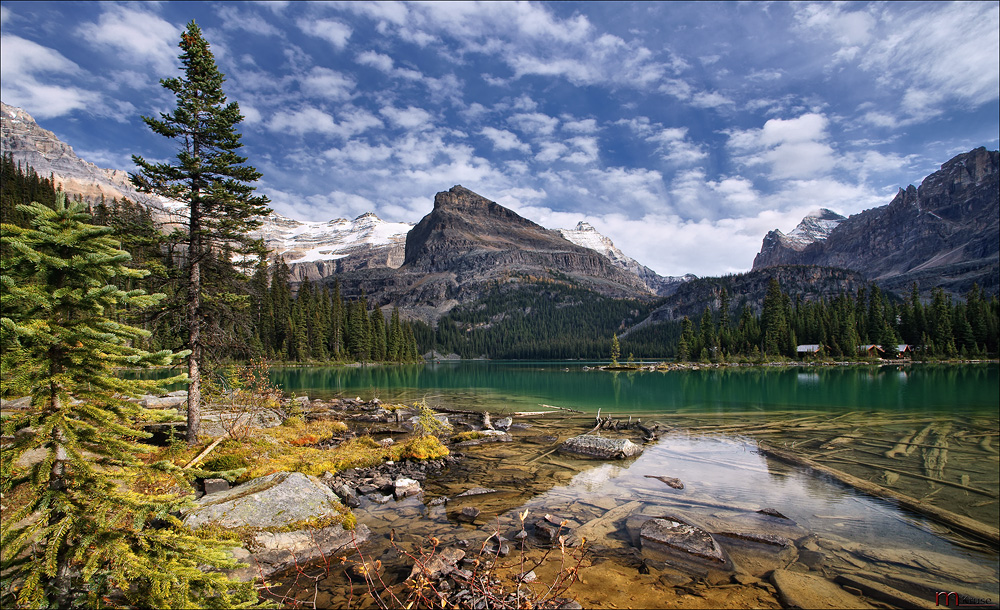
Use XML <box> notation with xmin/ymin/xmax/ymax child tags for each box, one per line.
<box><xmin>728</xmin><ymin>113</ymin><xmax>837</xmax><ymax>180</ymax></box>
<box><xmin>509</xmin><ymin>112</ymin><xmax>559</xmax><ymax>137</ymax></box>
<box><xmin>299</xmin><ymin>67</ymin><xmax>355</xmax><ymax>100</ymax></box>
<box><xmin>77</xmin><ymin>6</ymin><xmax>180</xmax><ymax>74</ymax></box>
<box><xmin>480</xmin><ymin>127</ymin><xmax>531</xmax><ymax>154</ymax></box>
<box><xmin>0</xmin><ymin>34</ymin><xmax>99</xmax><ymax>118</ymax></box>
<box><xmin>380</xmin><ymin>105</ymin><xmax>434</xmax><ymax>130</ymax></box>
<box><xmin>297</xmin><ymin>18</ymin><xmax>352</xmax><ymax>49</ymax></box>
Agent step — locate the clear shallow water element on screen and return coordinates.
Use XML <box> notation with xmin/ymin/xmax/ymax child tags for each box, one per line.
<box><xmin>259</xmin><ymin>363</ymin><xmax>999</xmax><ymax>606</ymax></box>
<box><xmin>270</xmin><ymin>361</ymin><xmax>999</xmax><ymax>416</ymax></box>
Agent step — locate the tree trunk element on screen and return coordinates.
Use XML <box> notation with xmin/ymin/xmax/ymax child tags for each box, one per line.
<box><xmin>186</xmin><ymin>200</ymin><xmax>202</xmax><ymax>445</ymax></box>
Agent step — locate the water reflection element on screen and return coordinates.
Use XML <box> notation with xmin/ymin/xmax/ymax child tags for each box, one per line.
<box><xmin>269</xmin><ymin>362</ymin><xmax>999</xmax><ymax>416</ymax></box>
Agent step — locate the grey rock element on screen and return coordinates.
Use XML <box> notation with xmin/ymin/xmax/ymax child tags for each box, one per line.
<box><xmin>558</xmin><ymin>435</ymin><xmax>643</xmax><ymax>459</ymax></box>
<box><xmin>494</xmin><ymin>417</ymin><xmax>513</xmax><ymax>431</ymax></box>
<box><xmin>456</xmin><ymin>487</ymin><xmax>497</xmax><ymax>497</ymax></box>
<box><xmin>335</xmin><ymin>483</ymin><xmax>361</xmax><ymax>508</ymax></box>
<box><xmin>640</xmin><ymin>518</ymin><xmax>731</xmax><ymax>567</ymax></box>
<box><xmin>459</xmin><ymin>506</ymin><xmax>481</xmax><ymax>522</ymax></box>
<box><xmin>184</xmin><ymin>471</ymin><xmax>343</xmax><ymax>529</ymax></box>
<box><xmin>202</xmin><ymin>478</ymin><xmax>230</xmax><ymax>495</ymax></box>
<box><xmin>394</xmin><ymin>477</ymin><xmax>421</xmax><ymax>500</ymax></box>
<box><xmin>141</xmin><ymin>394</ymin><xmax>188</xmax><ymax>409</ymax></box>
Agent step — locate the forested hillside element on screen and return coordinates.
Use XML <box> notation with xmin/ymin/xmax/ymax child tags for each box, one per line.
<box><xmin>0</xmin><ymin>155</ymin><xmax>420</xmax><ymax>373</ymax></box>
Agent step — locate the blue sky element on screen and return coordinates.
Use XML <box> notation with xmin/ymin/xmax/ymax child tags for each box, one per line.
<box><xmin>2</xmin><ymin>1</ymin><xmax>998</xmax><ymax>277</ymax></box>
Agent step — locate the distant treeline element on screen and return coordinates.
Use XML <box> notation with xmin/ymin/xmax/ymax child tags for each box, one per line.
<box><xmin>416</xmin><ymin>275</ymin><xmax>998</xmax><ymax>361</ymax></box>
<box><xmin>623</xmin><ymin>278</ymin><xmax>998</xmax><ymax>361</ymax></box>
<box><xmin>0</xmin><ymin>154</ymin><xmax>420</xmax><ymax>366</ymax></box>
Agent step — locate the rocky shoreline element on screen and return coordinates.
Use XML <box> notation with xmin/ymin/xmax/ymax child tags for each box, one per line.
<box><xmin>143</xmin><ymin>393</ymin><xmax>998</xmax><ymax>609</ymax></box>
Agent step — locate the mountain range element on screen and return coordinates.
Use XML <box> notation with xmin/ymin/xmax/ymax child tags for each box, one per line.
<box><xmin>753</xmin><ymin>147</ymin><xmax>999</xmax><ymax>296</ymax></box>
<box><xmin>3</xmin><ymin>99</ymin><xmax>997</xmax><ymax>330</ymax></box>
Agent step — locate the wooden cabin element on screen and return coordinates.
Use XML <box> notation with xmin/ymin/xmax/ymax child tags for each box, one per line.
<box><xmin>797</xmin><ymin>344</ymin><xmax>824</xmax><ymax>358</ymax></box>
<box><xmin>859</xmin><ymin>344</ymin><xmax>885</xmax><ymax>357</ymax></box>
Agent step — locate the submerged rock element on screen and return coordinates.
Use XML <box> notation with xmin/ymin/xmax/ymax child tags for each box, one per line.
<box><xmin>640</xmin><ymin>518</ymin><xmax>730</xmax><ymax>566</ymax></box>
<box><xmin>771</xmin><ymin>569</ymin><xmax>874</xmax><ymax>609</ymax></box>
<box><xmin>559</xmin><ymin>435</ymin><xmax>643</xmax><ymax>459</ymax></box>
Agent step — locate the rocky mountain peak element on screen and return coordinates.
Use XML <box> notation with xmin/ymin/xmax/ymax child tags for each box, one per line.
<box><xmin>574</xmin><ymin>221</ymin><xmax>597</xmax><ymax>232</ymax></box>
<box><xmin>752</xmin><ymin>147</ymin><xmax>999</xmax><ymax>296</ymax></box>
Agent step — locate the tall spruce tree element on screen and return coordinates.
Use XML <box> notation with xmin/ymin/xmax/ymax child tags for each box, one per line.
<box><xmin>131</xmin><ymin>22</ymin><xmax>271</xmax><ymax>443</ymax></box>
<box><xmin>0</xmin><ymin>194</ymin><xmax>256</xmax><ymax>608</ymax></box>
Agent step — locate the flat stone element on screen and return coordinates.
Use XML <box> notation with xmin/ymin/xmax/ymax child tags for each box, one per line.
<box><xmin>494</xmin><ymin>417</ymin><xmax>513</xmax><ymax>431</ymax></box>
<box><xmin>140</xmin><ymin>394</ymin><xmax>188</xmax><ymax>409</ymax></box>
<box><xmin>335</xmin><ymin>483</ymin><xmax>361</xmax><ymax>508</ymax></box>
<box><xmin>640</xmin><ymin>518</ymin><xmax>730</xmax><ymax>566</ymax></box>
<box><xmin>456</xmin><ymin>487</ymin><xmax>497</xmax><ymax>497</ymax></box>
<box><xmin>183</xmin><ymin>471</ymin><xmax>341</xmax><ymax>529</ymax></box>
<box><xmin>559</xmin><ymin>435</ymin><xmax>643</xmax><ymax>459</ymax></box>
<box><xmin>771</xmin><ymin>569</ymin><xmax>874</xmax><ymax>609</ymax></box>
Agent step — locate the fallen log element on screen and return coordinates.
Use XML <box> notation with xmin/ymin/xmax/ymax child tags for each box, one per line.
<box><xmin>184</xmin><ymin>436</ymin><xmax>224</xmax><ymax>469</ymax></box>
<box><xmin>812</xmin><ymin>454</ymin><xmax>995</xmax><ymax>497</ymax></box>
<box><xmin>538</xmin><ymin>404</ymin><xmax>584</xmax><ymax>414</ymax></box>
<box><xmin>757</xmin><ymin>441</ymin><xmax>999</xmax><ymax>545</ymax></box>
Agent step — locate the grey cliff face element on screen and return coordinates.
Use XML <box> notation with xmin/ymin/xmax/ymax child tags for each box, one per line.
<box><xmin>328</xmin><ymin>186</ymin><xmax>655</xmax><ymax>322</ymax></box>
<box><xmin>1</xmin><ymin>101</ymin><xmax>173</xmax><ymax>218</ymax></box>
<box><xmin>751</xmin><ymin>147</ymin><xmax>999</xmax><ymax>295</ymax></box>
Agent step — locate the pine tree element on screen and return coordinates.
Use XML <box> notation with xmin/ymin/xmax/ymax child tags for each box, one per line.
<box><xmin>131</xmin><ymin>22</ymin><xmax>270</xmax><ymax>443</ymax></box>
<box><xmin>0</xmin><ymin>194</ymin><xmax>255</xmax><ymax>608</ymax></box>
<box><xmin>610</xmin><ymin>333</ymin><xmax>621</xmax><ymax>366</ymax></box>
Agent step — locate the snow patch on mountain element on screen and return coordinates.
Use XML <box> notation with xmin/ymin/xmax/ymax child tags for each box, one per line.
<box><xmin>781</xmin><ymin>208</ymin><xmax>846</xmax><ymax>250</ymax></box>
<box><xmin>557</xmin><ymin>221</ymin><xmax>694</xmax><ymax>295</ymax></box>
<box><xmin>256</xmin><ymin>212</ymin><xmax>413</xmax><ymax>264</ymax></box>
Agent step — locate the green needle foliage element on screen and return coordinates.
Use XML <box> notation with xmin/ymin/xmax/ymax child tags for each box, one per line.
<box><xmin>0</xmin><ymin>194</ymin><xmax>257</xmax><ymax>608</ymax></box>
<box><xmin>131</xmin><ymin>21</ymin><xmax>271</xmax><ymax>444</ymax></box>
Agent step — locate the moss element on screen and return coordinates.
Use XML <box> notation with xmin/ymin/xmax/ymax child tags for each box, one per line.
<box><xmin>190</xmin><ymin>505</ymin><xmax>355</xmax><ymax>552</ymax></box>
<box><xmin>393</xmin><ymin>435</ymin><xmax>449</xmax><ymax>460</ymax></box>
<box><xmin>452</xmin><ymin>431</ymin><xmax>486</xmax><ymax>442</ymax></box>
<box><xmin>202</xmin><ymin>453</ymin><xmax>250</xmax><ymax>472</ymax></box>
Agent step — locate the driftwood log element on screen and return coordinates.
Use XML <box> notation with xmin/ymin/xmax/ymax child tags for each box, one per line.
<box><xmin>757</xmin><ymin>441</ymin><xmax>999</xmax><ymax>546</ymax></box>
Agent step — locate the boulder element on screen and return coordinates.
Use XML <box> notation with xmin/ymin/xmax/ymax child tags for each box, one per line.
<box><xmin>184</xmin><ymin>471</ymin><xmax>341</xmax><ymax>529</ymax></box>
<box><xmin>558</xmin><ymin>435</ymin><xmax>643</xmax><ymax>459</ymax></box>
<box><xmin>182</xmin><ymin>471</ymin><xmax>369</xmax><ymax>580</ymax></box>
<box><xmin>494</xmin><ymin>417</ymin><xmax>513</xmax><ymax>431</ymax></box>
<box><xmin>394</xmin><ymin>477</ymin><xmax>422</xmax><ymax>500</ymax></box>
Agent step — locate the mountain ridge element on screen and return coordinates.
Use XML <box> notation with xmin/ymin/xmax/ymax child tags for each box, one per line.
<box><xmin>752</xmin><ymin>147</ymin><xmax>999</xmax><ymax>296</ymax></box>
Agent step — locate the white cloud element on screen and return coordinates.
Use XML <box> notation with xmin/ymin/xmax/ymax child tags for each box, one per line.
<box><xmin>297</xmin><ymin>18</ymin><xmax>352</xmax><ymax>49</ymax></box>
<box><xmin>0</xmin><ymin>34</ymin><xmax>99</xmax><ymax>118</ymax></box>
<box><xmin>535</xmin><ymin>142</ymin><xmax>568</xmax><ymax>163</ymax></box>
<box><xmin>509</xmin><ymin>112</ymin><xmax>559</xmax><ymax>137</ymax></box>
<box><xmin>299</xmin><ymin>67</ymin><xmax>355</xmax><ymax>100</ymax></box>
<box><xmin>562</xmin><ymin>118</ymin><xmax>599</xmax><ymax>134</ymax></box>
<box><xmin>480</xmin><ymin>127</ymin><xmax>531</xmax><ymax>154</ymax></box>
<box><xmin>729</xmin><ymin>113</ymin><xmax>836</xmax><ymax>180</ymax></box>
<box><xmin>357</xmin><ymin>50</ymin><xmax>394</xmax><ymax>72</ymax></box>
<box><xmin>267</xmin><ymin>107</ymin><xmax>338</xmax><ymax>136</ymax></box>
<box><xmin>798</xmin><ymin>3</ymin><xmax>999</xmax><ymax>123</ymax></box>
<box><xmin>217</xmin><ymin>5</ymin><xmax>282</xmax><ymax>36</ymax></box>
<box><xmin>77</xmin><ymin>6</ymin><xmax>180</xmax><ymax>74</ymax></box>
<box><xmin>380</xmin><ymin>105</ymin><xmax>434</xmax><ymax>130</ymax></box>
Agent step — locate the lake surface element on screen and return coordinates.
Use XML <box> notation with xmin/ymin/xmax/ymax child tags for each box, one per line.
<box><xmin>264</xmin><ymin>362</ymin><xmax>999</xmax><ymax>608</ymax></box>
<box><xmin>270</xmin><ymin>361</ymin><xmax>999</xmax><ymax>416</ymax></box>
